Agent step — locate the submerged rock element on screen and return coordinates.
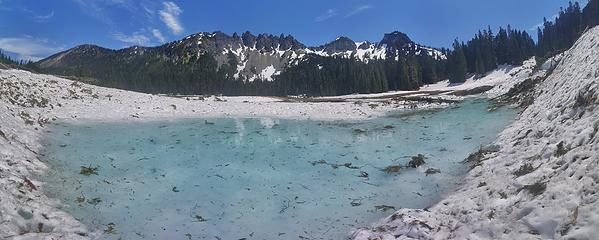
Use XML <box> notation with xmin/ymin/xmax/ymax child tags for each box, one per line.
<box><xmin>383</xmin><ymin>165</ymin><xmax>402</xmax><ymax>174</ymax></box>
<box><xmin>353</xmin><ymin>128</ymin><xmax>367</xmax><ymax>134</ymax></box>
<box><xmin>374</xmin><ymin>205</ymin><xmax>396</xmax><ymax>212</ymax></box>
<box><xmin>408</xmin><ymin>154</ymin><xmax>426</xmax><ymax>168</ymax></box>
<box><xmin>425</xmin><ymin>168</ymin><xmax>441</xmax><ymax>176</ymax></box>
<box><xmin>79</xmin><ymin>166</ymin><xmax>98</xmax><ymax>176</ymax></box>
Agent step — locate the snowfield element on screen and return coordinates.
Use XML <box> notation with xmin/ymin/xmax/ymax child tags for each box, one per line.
<box><xmin>0</xmin><ymin>26</ymin><xmax>594</xmax><ymax>239</ymax></box>
<box><xmin>351</xmin><ymin>26</ymin><xmax>599</xmax><ymax>240</ymax></box>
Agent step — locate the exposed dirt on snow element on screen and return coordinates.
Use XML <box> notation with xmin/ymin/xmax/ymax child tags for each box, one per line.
<box><xmin>351</xmin><ymin>26</ymin><xmax>599</xmax><ymax>240</ymax></box>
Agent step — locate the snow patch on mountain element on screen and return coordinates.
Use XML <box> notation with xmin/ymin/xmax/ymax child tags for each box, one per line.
<box><xmin>258</xmin><ymin>65</ymin><xmax>279</xmax><ymax>81</ymax></box>
<box><xmin>177</xmin><ymin>31</ymin><xmax>445</xmax><ymax>80</ymax></box>
<box><xmin>350</xmin><ymin>43</ymin><xmax>389</xmax><ymax>62</ymax></box>
<box><xmin>38</xmin><ymin>30</ymin><xmax>447</xmax><ymax>84</ymax></box>
<box><xmin>411</xmin><ymin>44</ymin><xmax>447</xmax><ymax>60</ymax></box>
<box><xmin>301</xmin><ymin>42</ymin><xmax>444</xmax><ymax>63</ymax></box>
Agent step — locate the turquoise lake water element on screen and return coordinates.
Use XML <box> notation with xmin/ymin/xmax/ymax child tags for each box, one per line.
<box><xmin>39</xmin><ymin>100</ymin><xmax>516</xmax><ymax>240</ymax></box>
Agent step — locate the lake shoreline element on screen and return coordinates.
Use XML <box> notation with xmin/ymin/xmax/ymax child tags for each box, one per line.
<box><xmin>352</xmin><ymin>26</ymin><xmax>599</xmax><ymax>240</ymax></box>
<box><xmin>38</xmin><ymin>101</ymin><xmax>515</xmax><ymax>239</ymax></box>
<box><xmin>0</xmin><ymin>57</ymin><xmax>540</xmax><ymax>239</ymax></box>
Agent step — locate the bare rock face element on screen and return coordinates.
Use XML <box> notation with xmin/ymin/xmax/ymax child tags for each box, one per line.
<box><xmin>378</xmin><ymin>31</ymin><xmax>413</xmax><ymax>50</ymax></box>
<box><xmin>321</xmin><ymin>37</ymin><xmax>357</xmax><ymax>54</ymax></box>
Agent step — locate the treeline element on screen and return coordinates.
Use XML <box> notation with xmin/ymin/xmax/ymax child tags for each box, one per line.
<box><xmin>60</xmin><ymin>51</ymin><xmax>272</xmax><ymax>96</ymax></box>
<box><xmin>271</xmin><ymin>54</ymin><xmax>447</xmax><ymax>96</ymax></box>
<box><xmin>0</xmin><ymin>51</ymin><xmax>13</xmax><ymax>65</ymax></box>
<box><xmin>447</xmin><ymin>0</ymin><xmax>599</xmax><ymax>83</ymax></box>
<box><xmin>0</xmin><ymin>50</ymin><xmax>37</xmax><ymax>70</ymax></box>
<box><xmin>447</xmin><ymin>27</ymin><xmax>535</xmax><ymax>83</ymax></box>
<box><xmin>43</xmin><ymin>49</ymin><xmax>447</xmax><ymax>96</ymax></box>
<box><xmin>537</xmin><ymin>0</ymin><xmax>599</xmax><ymax>58</ymax></box>
<box><xmin>0</xmin><ymin>50</ymin><xmax>22</xmax><ymax>66</ymax></box>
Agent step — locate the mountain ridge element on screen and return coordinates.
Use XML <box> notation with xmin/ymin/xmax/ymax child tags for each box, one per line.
<box><xmin>37</xmin><ymin>30</ymin><xmax>446</xmax><ymax>82</ymax></box>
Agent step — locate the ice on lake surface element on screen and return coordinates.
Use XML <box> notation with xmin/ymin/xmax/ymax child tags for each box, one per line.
<box><xmin>39</xmin><ymin>100</ymin><xmax>515</xmax><ymax>240</ymax></box>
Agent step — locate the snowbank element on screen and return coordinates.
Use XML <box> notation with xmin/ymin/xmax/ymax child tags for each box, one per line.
<box><xmin>421</xmin><ymin>58</ymin><xmax>542</xmax><ymax>99</ymax></box>
<box><xmin>351</xmin><ymin>26</ymin><xmax>599</xmax><ymax>240</ymax></box>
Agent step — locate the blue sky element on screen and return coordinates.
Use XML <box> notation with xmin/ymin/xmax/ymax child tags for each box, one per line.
<box><xmin>0</xmin><ymin>0</ymin><xmax>588</xmax><ymax>61</ymax></box>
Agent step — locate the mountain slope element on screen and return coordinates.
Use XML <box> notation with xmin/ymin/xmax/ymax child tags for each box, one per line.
<box><xmin>352</xmin><ymin>26</ymin><xmax>599</xmax><ymax>240</ymax></box>
<box><xmin>35</xmin><ymin>31</ymin><xmax>447</xmax><ymax>96</ymax></box>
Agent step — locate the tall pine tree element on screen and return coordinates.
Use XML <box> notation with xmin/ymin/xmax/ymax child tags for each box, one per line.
<box><xmin>449</xmin><ymin>40</ymin><xmax>467</xmax><ymax>83</ymax></box>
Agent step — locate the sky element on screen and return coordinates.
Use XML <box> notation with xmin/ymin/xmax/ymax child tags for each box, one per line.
<box><xmin>0</xmin><ymin>0</ymin><xmax>588</xmax><ymax>61</ymax></box>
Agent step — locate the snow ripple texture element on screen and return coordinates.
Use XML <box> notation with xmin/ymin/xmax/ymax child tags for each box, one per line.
<box><xmin>351</xmin><ymin>26</ymin><xmax>599</xmax><ymax>240</ymax></box>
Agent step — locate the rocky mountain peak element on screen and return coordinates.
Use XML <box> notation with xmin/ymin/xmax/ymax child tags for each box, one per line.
<box><xmin>378</xmin><ymin>31</ymin><xmax>413</xmax><ymax>49</ymax></box>
<box><xmin>357</xmin><ymin>41</ymin><xmax>373</xmax><ymax>50</ymax></box>
<box><xmin>322</xmin><ymin>36</ymin><xmax>356</xmax><ymax>54</ymax></box>
<box><xmin>241</xmin><ymin>31</ymin><xmax>257</xmax><ymax>47</ymax></box>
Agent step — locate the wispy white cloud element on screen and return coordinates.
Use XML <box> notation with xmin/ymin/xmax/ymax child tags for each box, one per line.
<box><xmin>33</xmin><ymin>10</ymin><xmax>54</xmax><ymax>22</ymax></box>
<box><xmin>71</xmin><ymin>0</ymin><xmax>137</xmax><ymax>26</ymax></box>
<box><xmin>0</xmin><ymin>37</ymin><xmax>64</xmax><ymax>61</ymax></box>
<box><xmin>315</xmin><ymin>5</ymin><xmax>374</xmax><ymax>22</ymax></box>
<box><xmin>152</xmin><ymin>29</ymin><xmax>166</xmax><ymax>43</ymax></box>
<box><xmin>73</xmin><ymin>0</ymin><xmax>113</xmax><ymax>25</ymax></box>
<box><xmin>113</xmin><ymin>32</ymin><xmax>150</xmax><ymax>46</ymax></box>
<box><xmin>159</xmin><ymin>1</ymin><xmax>184</xmax><ymax>35</ymax></box>
<box><xmin>71</xmin><ymin>0</ymin><xmax>181</xmax><ymax>44</ymax></box>
<box><xmin>141</xmin><ymin>3</ymin><xmax>156</xmax><ymax>19</ymax></box>
<box><xmin>315</xmin><ymin>9</ymin><xmax>338</xmax><ymax>22</ymax></box>
<box><xmin>345</xmin><ymin>4</ymin><xmax>373</xmax><ymax>18</ymax></box>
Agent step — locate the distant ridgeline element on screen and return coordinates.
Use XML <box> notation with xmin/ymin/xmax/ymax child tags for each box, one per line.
<box><xmin>33</xmin><ymin>0</ymin><xmax>599</xmax><ymax>96</ymax></box>
<box><xmin>34</xmin><ymin>31</ymin><xmax>449</xmax><ymax>96</ymax></box>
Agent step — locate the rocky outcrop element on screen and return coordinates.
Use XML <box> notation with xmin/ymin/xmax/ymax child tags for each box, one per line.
<box><xmin>378</xmin><ymin>31</ymin><xmax>413</xmax><ymax>50</ymax></box>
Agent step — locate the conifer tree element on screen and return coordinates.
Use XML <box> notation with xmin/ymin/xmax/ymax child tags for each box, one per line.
<box><xmin>449</xmin><ymin>40</ymin><xmax>467</xmax><ymax>83</ymax></box>
<box><xmin>584</xmin><ymin>0</ymin><xmax>599</xmax><ymax>27</ymax></box>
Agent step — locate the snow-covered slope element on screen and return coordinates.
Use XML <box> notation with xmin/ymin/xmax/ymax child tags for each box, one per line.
<box><xmin>421</xmin><ymin>57</ymin><xmax>541</xmax><ymax>98</ymax></box>
<box><xmin>351</xmin><ymin>26</ymin><xmax>599</xmax><ymax>240</ymax></box>
<box><xmin>319</xmin><ymin>57</ymin><xmax>544</xmax><ymax>101</ymax></box>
